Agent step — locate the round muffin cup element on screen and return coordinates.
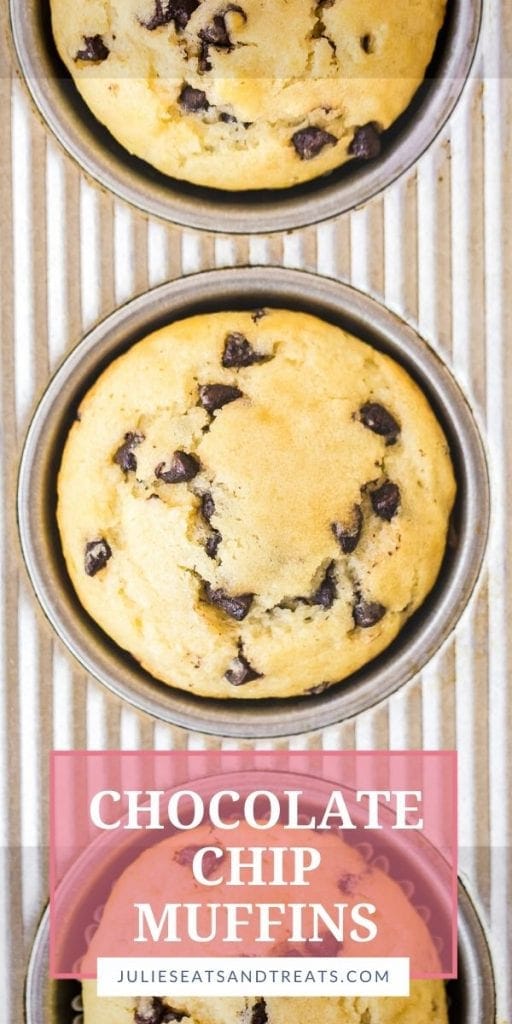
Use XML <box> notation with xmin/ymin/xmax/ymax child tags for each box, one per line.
<box><xmin>17</xmin><ymin>268</ymin><xmax>489</xmax><ymax>737</ymax></box>
<box><xmin>9</xmin><ymin>0</ymin><xmax>481</xmax><ymax>233</ymax></box>
<box><xmin>24</xmin><ymin>886</ymin><xmax>497</xmax><ymax>1024</ymax></box>
<box><xmin>24</xmin><ymin>769</ymin><xmax>495</xmax><ymax>1024</ymax></box>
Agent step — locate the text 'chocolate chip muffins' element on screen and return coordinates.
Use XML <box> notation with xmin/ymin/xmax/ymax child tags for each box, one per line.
<box><xmin>56</xmin><ymin>309</ymin><xmax>456</xmax><ymax>700</ymax></box>
<box><xmin>48</xmin><ymin>0</ymin><xmax>447</xmax><ymax>190</ymax></box>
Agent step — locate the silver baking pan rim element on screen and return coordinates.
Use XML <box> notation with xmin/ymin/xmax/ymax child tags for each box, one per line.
<box><xmin>17</xmin><ymin>267</ymin><xmax>490</xmax><ymax>738</ymax></box>
<box><xmin>9</xmin><ymin>0</ymin><xmax>482</xmax><ymax>234</ymax></box>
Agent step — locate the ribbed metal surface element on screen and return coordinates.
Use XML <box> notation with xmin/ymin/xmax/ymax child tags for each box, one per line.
<box><xmin>1</xmin><ymin>2</ymin><xmax>510</xmax><ymax>1022</ymax></box>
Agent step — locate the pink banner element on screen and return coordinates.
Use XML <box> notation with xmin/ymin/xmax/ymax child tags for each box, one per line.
<box><xmin>50</xmin><ymin>750</ymin><xmax>457</xmax><ymax>980</ymax></box>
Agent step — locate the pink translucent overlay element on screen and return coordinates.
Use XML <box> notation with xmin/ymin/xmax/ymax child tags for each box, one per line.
<box><xmin>50</xmin><ymin>750</ymin><xmax>457</xmax><ymax>980</ymax></box>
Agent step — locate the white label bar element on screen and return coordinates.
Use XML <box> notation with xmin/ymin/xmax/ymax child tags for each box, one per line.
<box><xmin>97</xmin><ymin>957</ymin><xmax>410</xmax><ymax>997</ymax></box>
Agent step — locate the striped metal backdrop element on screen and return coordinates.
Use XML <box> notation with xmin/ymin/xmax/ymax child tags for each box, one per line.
<box><xmin>0</xmin><ymin>1</ymin><xmax>510</xmax><ymax>1021</ymax></box>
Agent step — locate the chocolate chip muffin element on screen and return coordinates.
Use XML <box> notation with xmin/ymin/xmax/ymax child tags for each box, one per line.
<box><xmin>57</xmin><ymin>310</ymin><xmax>456</xmax><ymax>699</ymax></box>
<box><xmin>49</xmin><ymin>0</ymin><xmax>447</xmax><ymax>190</ymax></box>
<box><xmin>81</xmin><ymin>820</ymin><xmax>447</xmax><ymax>1022</ymax></box>
<box><xmin>82</xmin><ymin>988</ymin><xmax>448</xmax><ymax>1024</ymax></box>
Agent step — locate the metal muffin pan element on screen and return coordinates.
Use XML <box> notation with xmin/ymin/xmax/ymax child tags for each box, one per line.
<box><xmin>9</xmin><ymin>0</ymin><xmax>481</xmax><ymax>233</ymax></box>
<box><xmin>17</xmin><ymin>267</ymin><xmax>490</xmax><ymax>737</ymax></box>
<box><xmin>24</xmin><ymin>884</ymin><xmax>496</xmax><ymax>1023</ymax></box>
<box><xmin>25</xmin><ymin>769</ymin><xmax>496</xmax><ymax>1023</ymax></box>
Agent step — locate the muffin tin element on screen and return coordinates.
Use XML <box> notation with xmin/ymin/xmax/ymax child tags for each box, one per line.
<box><xmin>17</xmin><ymin>267</ymin><xmax>490</xmax><ymax>738</ymax></box>
<box><xmin>4</xmin><ymin>0</ymin><xmax>509</xmax><ymax>1016</ymax></box>
<box><xmin>25</xmin><ymin>884</ymin><xmax>497</xmax><ymax>1023</ymax></box>
<box><xmin>9</xmin><ymin>0</ymin><xmax>482</xmax><ymax>233</ymax></box>
<box><xmin>24</xmin><ymin>766</ymin><xmax>495</xmax><ymax>1022</ymax></box>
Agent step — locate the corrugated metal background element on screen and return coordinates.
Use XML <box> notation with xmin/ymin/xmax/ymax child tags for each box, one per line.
<box><xmin>0</xmin><ymin>1</ymin><xmax>510</xmax><ymax>1021</ymax></box>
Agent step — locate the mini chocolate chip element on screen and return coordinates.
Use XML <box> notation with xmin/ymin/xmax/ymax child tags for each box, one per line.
<box><xmin>164</xmin><ymin>1002</ymin><xmax>188</xmax><ymax>1023</ymax></box>
<box><xmin>204</xmin><ymin>3</ymin><xmax>246</xmax><ymax>44</ymax></box>
<box><xmin>198</xmin><ymin>40</ymin><xmax>213</xmax><ymax>72</ymax></box>
<box><xmin>172</xmin><ymin>0</ymin><xmax>200</xmax><ymax>28</ymax></box>
<box><xmin>251</xmin><ymin>1001</ymin><xmax>268</xmax><ymax>1024</ymax></box>
<box><xmin>359</xmin><ymin>402</ymin><xmax>400</xmax><ymax>444</ymax></box>
<box><xmin>225</xmin><ymin>653</ymin><xmax>263</xmax><ymax>686</ymax></box>
<box><xmin>204</xmin><ymin>583</ymin><xmax>253</xmax><ymax>620</ymax></box>
<box><xmin>353</xmin><ymin>597</ymin><xmax>386</xmax><ymax>628</ymax></box>
<box><xmin>136</xmin><ymin>997</ymin><xmax>185</xmax><ymax>1024</ymax></box>
<box><xmin>200</xmin><ymin>493</ymin><xmax>221</xmax><ymax>556</ymax></box>
<box><xmin>205</xmin><ymin>530</ymin><xmax>222</xmax><ymax>558</ymax></box>
<box><xmin>292</xmin><ymin>126</ymin><xmax>337</xmax><ymax>160</ymax></box>
<box><xmin>349</xmin><ymin>122</ymin><xmax>382</xmax><ymax>160</ymax></box>
<box><xmin>312</xmin><ymin>561</ymin><xmax>337</xmax><ymax>608</ymax></box>
<box><xmin>84</xmin><ymin>539</ymin><xmax>112</xmax><ymax>577</ymax></box>
<box><xmin>370</xmin><ymin>481</ymin><xmax>400</xmax><ymax>520</ymax></box>
<box><xmin>141</xmin><ymin>0</ymin><xmax>200</xmax><ymax>31</ymax></box>
<box><xmin>155</xmin><ymin>450</ymin><xmax>201</xmax><ymax>483</ymax></box>
<box><xmin>200</xmin><ymin>14</ymin><xmax>231</xmax><ymax>46</ymax></box>
<box><xmin>252</xmin><ymin>308</ymin><xmax>267</xmax><ymax>322</ymax></box>
<box><xmin>222</xmin><ymin>332</ymin><xmax>266</xmax><ymax>368</ymax></box>
<box><xmin>220</xmin><ymin>111</ymin><xmax>238</xmax><ymax>123</ymax></box>
<box><xmin>199</xmin><ymin>383</ymin><xmax>243</xmax><ymax>413</ymax></box>
<box><xmin>75</xmin><ymin>35</ymin><xmax>110</xmax><ymax>62</ymax></box>
<box><xmin>332</xmin><ymin>504</ymin><xmax>363</xmax><ymax>554</ymax></box>
<box><xmin>175</xmin><ymin>845</ymin><xmax>224</xmax><ymax>877</ymax></box>
<box><xmin>361</xmin><ymin>33</ymin><xmax>374</xmax><ymax>53</ymax></box>
<box><xmin>337</xmin><ymin>872</ymin><xmax>360</xmax><ymax>894</ymax></box>
<box><xmin>178</xmin><ymin>84</ymin><xmax>209</xmax><ymax>112</ymax></box>
<box><xmin>198</xmin><ymin>5</ymin><xmax>246</xmax><ymax>70</ymax></box>
<box><xmin>305</xmin><ymin>931</ymin><xmax>342</xmax><ymax>957</ymax></box>
<box><xmin>201</xmin><ymin>491</ymin><xmax>216</xmax><ymax>523</ymax></box>
<box><xmin>113</xmin><ymin>431</ymin><xmax>144</xmax><ymax>473</ymax></box>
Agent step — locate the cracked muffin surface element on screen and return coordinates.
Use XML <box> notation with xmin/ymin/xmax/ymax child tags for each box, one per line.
<box><xmin>57</xmin><ymin>309</ymin><xmax>456</xmax><ymax>699</ymax></box>
<box><xmin>49</xmin><ymin>0</ymin><xmax>447</xmax><ymax>190</ymax></box>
